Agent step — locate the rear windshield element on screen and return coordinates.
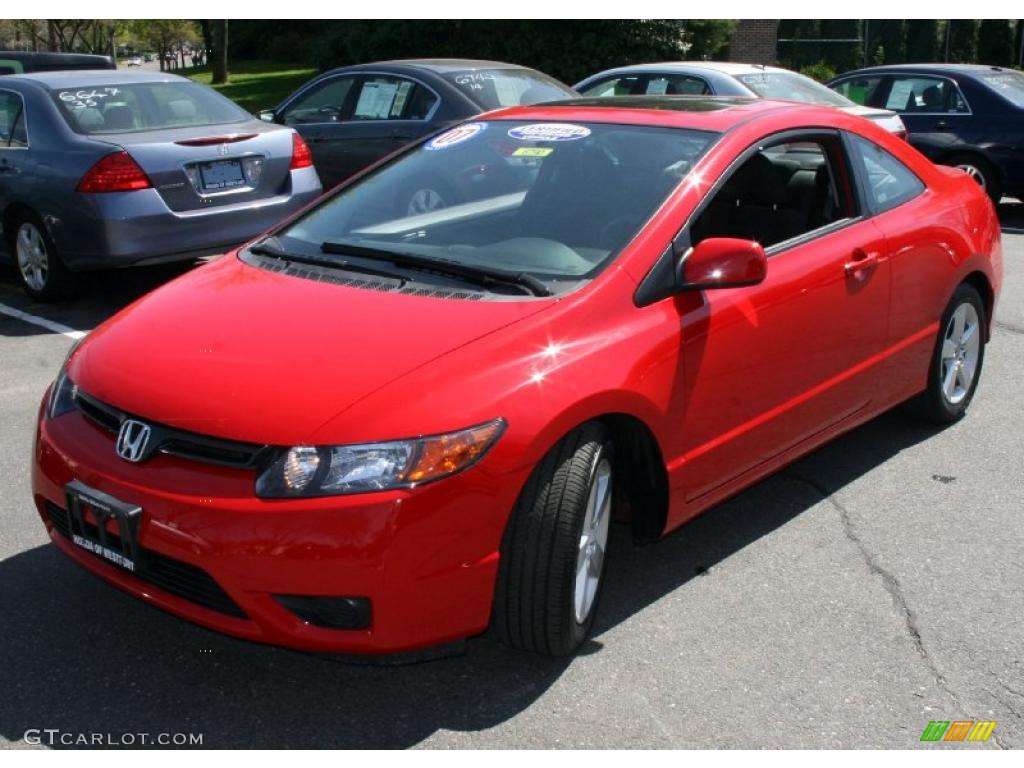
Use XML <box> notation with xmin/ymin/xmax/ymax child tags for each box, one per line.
<box><xmin>443</xmin><ymin>69</ymin><xmax>576</xmax><ymax>110</ymax></box>
<box><xmin>980</xmin><ymin>71</ymin><xmax>1024</xmax><ymax>108</ymax></box>
<box><xmin>736</xmin><ymin>71</ymin><xmax>851</xmax><ymax>107</ymax></box>
<box><xmin>52</xmin><ymin>81</ymin><xmax>250</xmax><ymax>134</ymax></box>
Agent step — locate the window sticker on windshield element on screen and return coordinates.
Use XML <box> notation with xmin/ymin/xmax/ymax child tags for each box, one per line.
<box><xmin>58</xmin><ymin>88</ymin><xmax>122</xmax><ymax>109</ymax></box>
<box><xmin>508</xmin><ymin>123</ymin><xmax>591</xmax><ymax>142</ymax></box>
<box><xmin>424</xmin><ymin>122</ymin><xmax>485</xmax><ymax>150</ymax></box>
<box><xmin>512</xmin><ymin>147</ymin><xmax>553</xmax><ymax>158</ymax></box>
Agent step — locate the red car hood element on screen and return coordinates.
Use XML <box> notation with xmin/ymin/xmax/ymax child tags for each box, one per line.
<box><xmin>69</xmin><ymin>255</ymin><xmax>552</xmax><ymax>445</ymax></box>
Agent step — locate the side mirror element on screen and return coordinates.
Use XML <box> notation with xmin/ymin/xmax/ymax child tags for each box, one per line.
<box><xmin>258</xmin><ymin>109</ymin><xmax>277</xmax><ymax>123</ymax></box>
<box><xmin>681</xmin><ymin>237</ymin><xmax>767</xmax><ymax>290</ymax></box>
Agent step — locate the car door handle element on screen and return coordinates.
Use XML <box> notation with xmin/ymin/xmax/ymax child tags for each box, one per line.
<box><xmin>844</xmin><ymin>249</ymin><xmax>879</xmax><ymax>277</ymax></box>
<box><xmin>935</xmin><ymin>120</ymin><xmax>954</xmax><ymax>130</ymax></box>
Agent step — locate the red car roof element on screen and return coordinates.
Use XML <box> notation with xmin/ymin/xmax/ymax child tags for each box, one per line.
<box><xmin>484</xmin><ymin>96</ymin><xmax>812</xmax><ymax>132</ymax></box>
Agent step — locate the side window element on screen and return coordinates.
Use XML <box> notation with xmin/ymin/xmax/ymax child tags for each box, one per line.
<box><xmin>281</xmin><ymin>76</ymin><xmax>356</xmax><ymax>125</ymax></box>
<box><xmin>0</xmin><ymin>91</ymin><xmax>26</xmax><ymax>148</ymax></box>
<box><xmin>645</xmin><ymin>75</ymin><xmax>709</xmax><ymax>96</ymax></box>
<box><xmin>832</xmin><ymin>76</ymin><xmax>884</xmax><ymax>107</ymax></box>
<box><xmin>848</xmin><ymin>134</ymin><xmax>924</xmax><ymax>213</ymax></box>
<box><xmin>885</xmin><ymin>76</ymin><xmax>968</xmax><ymax>114</ymax></box>
<box><xmin>579</xmin><ymin>76</ymin><xmax>642</xmax><ymax>97</ymax></box>
<box><xmin>351</xmin><ymin>76</ymin><xmax>425</xmax><ymax>121</ymax></box>
<box><xmin>690</xmin><ymin>136</ymin><xmax>856</xmax><ymax>250</ymax></box>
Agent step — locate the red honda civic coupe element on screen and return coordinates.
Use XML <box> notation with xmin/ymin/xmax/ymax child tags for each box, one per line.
<box><xmin>32</xmin><ymin>97</ymin><xmax>1002</xmax><ymax>657</ymax></box>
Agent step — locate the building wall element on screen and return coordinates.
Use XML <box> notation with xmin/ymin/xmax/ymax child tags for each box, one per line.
<box><xmin>729</xmin><ymin>20</ymin><xmax>779</xmax><ymax>64</ymax></box>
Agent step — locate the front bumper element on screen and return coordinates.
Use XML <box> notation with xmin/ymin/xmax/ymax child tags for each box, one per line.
<box><xmin>32</xmin><ymin>400</ymin><xmax>519</xmax><ymax>654</ymax></box>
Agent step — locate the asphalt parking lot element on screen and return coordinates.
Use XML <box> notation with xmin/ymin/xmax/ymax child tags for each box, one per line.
<box><xmin>1</xmin><ymin>203</ymin><xmax>1022</xmax><ymax>749</ymax></box>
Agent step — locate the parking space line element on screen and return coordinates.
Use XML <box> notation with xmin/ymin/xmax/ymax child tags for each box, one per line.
<box><xmin>0</xmin><ymin>302</ymin><xmax>88</xmax><ymax>340</ymax></box>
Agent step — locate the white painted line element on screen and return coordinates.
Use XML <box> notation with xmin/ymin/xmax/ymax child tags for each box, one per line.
<box><xmin>0</xmin><ymin>302</ymin><xmax>88</xmax><ymax>340</ymax></box>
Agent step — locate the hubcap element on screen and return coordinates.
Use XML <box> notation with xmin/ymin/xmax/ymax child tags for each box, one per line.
<box><xmin>574</xmin><ymin>455</ymin><xmax>612</xmax><ymax>625</ymax></box>
<box><xmin>940</xmin><ymin>302</ymin><xmax>981</xmax><ymax>405</ymax></box>
<box><xmin>15</xmin><ymin>222</ymin><xmax>49</xmax><ymax>292</ymax></box>
<box><xmin>407</xmin><ymin>188</ymin><xmax>445</xmax><ymax>216</ymax></box>
<box><xmin>955</xmin><ymin>163</ymin><xmax>986</xmax><ymax>189</ymax></box>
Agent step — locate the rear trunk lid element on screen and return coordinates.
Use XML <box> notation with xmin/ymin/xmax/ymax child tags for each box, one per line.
<box><xmin>99</xmin><ymin>122</ymin><xmax>295</xmax><ymax>212</ymax></box>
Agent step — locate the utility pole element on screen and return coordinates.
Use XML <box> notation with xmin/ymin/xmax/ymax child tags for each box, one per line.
<box><xmin>863</xmin><ymin>20</ymin><xmax>870</xmax><ymax>66</ymax></box>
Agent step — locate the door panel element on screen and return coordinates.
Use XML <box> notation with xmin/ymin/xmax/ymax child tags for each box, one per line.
<box><xmin>676</xmin><ymin>218</ymin><xmax>891</xmax><ymax>501</ymax></box>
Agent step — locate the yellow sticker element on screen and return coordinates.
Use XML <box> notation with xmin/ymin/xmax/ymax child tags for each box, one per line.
<box><xmin>512</xmin><ymin>147</ymin><xmax>554</xmax><ymax>158</ymax></box>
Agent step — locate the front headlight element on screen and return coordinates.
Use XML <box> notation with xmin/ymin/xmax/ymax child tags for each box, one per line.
<box><xmin>46</xmin><ymin>336</ymin><xmax>83</xmax><ymax>420</ymax></box>
<box><xmin>47</xmin><ymin>371</ymin><xmax>79</xmax><ymax>420</ymax></box>
<box><xmin>255</xmin><ymin>419</ymin><xmax>505</xmax><ymax>498</ymax></box>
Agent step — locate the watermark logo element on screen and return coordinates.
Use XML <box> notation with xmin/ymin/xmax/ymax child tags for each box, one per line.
<box><xmin>920</xmin><ymin>720</ymin><xmax>997</xmax><ymax>742</ymax></box>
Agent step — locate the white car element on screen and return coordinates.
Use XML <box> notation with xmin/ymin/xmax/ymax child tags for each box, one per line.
<box><xmin>575</xmin><ymin>61</ymin><xmax>907</xmax><ymax>138</ymax></box>
<box><xmin>125</xmin><ymin>56</ymin><xmax>143</xmax><ymax>67</ymax></box>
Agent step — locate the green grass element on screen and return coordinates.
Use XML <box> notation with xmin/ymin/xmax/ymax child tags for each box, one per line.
<box><xmin>185</xmin><ymin>61</ymin><xmax>318</xmax><ymax>113</ymax></box>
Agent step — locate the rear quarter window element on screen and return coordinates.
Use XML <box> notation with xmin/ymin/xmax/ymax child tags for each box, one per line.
<box><xmin>848</xmin><ymin>134</ymin><xmax>925</xmax><ymax>213</ymax></box>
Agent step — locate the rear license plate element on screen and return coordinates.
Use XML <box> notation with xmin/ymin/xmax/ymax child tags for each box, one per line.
<box><xmin>198</xmin><ymin>159</ymin><xmax>246</xmax><ymax>191</ymax></box>
<box><xmin>64</xmin><ymin>480</ymin><xmax>142</xmax><ymax>573</ymax></box>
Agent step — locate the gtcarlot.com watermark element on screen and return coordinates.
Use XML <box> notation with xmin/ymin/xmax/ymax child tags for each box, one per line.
<box><xmin>24</xmin><ymin>729</ymin><xmax>203</xmax><ymax>747</ymax></box>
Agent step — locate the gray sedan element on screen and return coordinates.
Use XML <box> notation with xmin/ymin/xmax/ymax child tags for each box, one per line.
<box><xmin>575</xmin><ymin>62</ymin><xmax>906</xmax><ymax>137</ymax></box>
<box><xmin>0</xmin><ymin>70</ymin><xmax>321</xmax><ymax>300</ymax></box>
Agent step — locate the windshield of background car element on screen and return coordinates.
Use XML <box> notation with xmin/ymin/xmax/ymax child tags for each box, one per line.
<box><xmin>736</xmin><ymin>72</ymin><xmax>852</xmax><ymax>107</ymax></box>
<box><xmin>276</xmin><ymin>120</ymin><xmax>717</xmax><ymax>288</ymax></box>
<box><xmin>443</xmin><ymin>69</ymin><xmax>577</xmax><ymax>109</ymax></box>
<box><xmin>52</xmin><ymin>81</ymin><xmax>250</xmax><ymax>134</ymax></box>
<box><xmin>980</xmin><ymin>71</ymin><xmax>1024</xmax><ymax>108</ymax></box>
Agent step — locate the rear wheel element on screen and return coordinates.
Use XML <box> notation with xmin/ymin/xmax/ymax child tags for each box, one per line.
<box><xmin>907</xmin><ymin>283</ymin><xmax>986</xmax><ymax>424</ymax></box>
<box><xmin>945</xmin><ymin>153</ymin><xmax>1002</xmax><ymax>203</ymax></box>
<box><xmin>493</xmin><ymin>422</ymin><xmax>613</xmax><ymax>656</ymax></box>
<box><xmin>8</xmin><ymin>212</ymin><xmax>73</xmax><ymax>301</ymax></box>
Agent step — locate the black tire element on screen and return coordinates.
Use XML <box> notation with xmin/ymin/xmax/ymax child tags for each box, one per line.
<box><xmin>7</xmin><ymin>211</ymin><xmax>74</xmax><ymax>301</ymax></box>
<box><xmin>493</xmin><ymin>422</ymin><xmax>613</xmax><ymax>656</ymax></box>
<box><xmin>945</xmin><ymin>153</ymin><xmax>1002</xmax><ymax>204</ymax></box>
<box><xmin>906</xmin><ymin>283</ymin><xmax>987</xmax><ymax>424</ymax></box>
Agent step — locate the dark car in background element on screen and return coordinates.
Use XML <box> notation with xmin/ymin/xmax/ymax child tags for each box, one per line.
<box><xmin>260</xmin><ymin>59</ymin><xmax>577</xmax><ymax>198</ymax></box>
<box><xmin>575</xmin><ymin>62</ymin><xmax>906</xmax><ymax>137</ymax></box>
<box><xmin>0</xmin><ymin>51</ymin><xmax>115</xmax><ymax>76</ymax></box>
<box><xmin>828</xmin><ymin>64</ymin><xmax>1024</xmax><ymax>201</ymax></box>
<box><xmin>0</xmin><ymin>70</ymin><xmax>321</xmax><ymax>300</ymax></box>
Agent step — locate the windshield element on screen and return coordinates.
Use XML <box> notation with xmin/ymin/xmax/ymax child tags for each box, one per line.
<box><xmin>274</xmin><ymin>120</ymin><xmax>716</xmax><ymax>292</ymax></box>
<box><xmin>736</xmin><ymin>71</ymin><xmax>852</xmax><ymax>107</ymax></box>
<box><xmin>980</xmin><ymin>71</ymin><xmax>1024</xmax><ymax>108</ymax></box>
<box><xmin>443</xmin><ymin>69</ymin><xmax>576</xmax><ymax>110</ymax></box>
<box><xmin>52</xmin><ymin>81</ymin><xmax>250</xmax><ymax>134</ymax></box>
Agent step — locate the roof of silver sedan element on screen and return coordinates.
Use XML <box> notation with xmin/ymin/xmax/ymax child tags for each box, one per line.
<box><xmin>8</xmin><ymin>69</ymin><xmax>191</xmax><ymax>88</ymax></box>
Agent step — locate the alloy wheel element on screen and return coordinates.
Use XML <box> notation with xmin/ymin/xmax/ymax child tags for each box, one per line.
<box><xmin>940</xmin><ymin>302</ymin><xmax>981</xmax><ymax>405</ymax></box>
<box><xmin>955</xmin><ymin>163</ymin><xmax>986</xmax><ymax>190</ymax></box>
<box><xmin>16</xmin><ymin>222</ymin><xmax>49</xmax><ymax>292</ymax></box>
<box><xmin>573</xmin><ymin>454</ymin><xmax>612</xmax><ymax>625</ymax></box>
<box><xmin>407</xmin><ymin>188</ymin><xmax>446</xmax><ymax>216</ymax></box>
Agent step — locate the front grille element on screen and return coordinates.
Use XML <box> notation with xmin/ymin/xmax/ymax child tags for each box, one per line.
<box><xmin>47</xmin><ymin>502</ymin><xmax>247</xmax><ymax>619</ymax></box>
<box><xmin>74</xmin><ymin>390</ymin><xmax>268</xmax><ymax>469</ymax></box>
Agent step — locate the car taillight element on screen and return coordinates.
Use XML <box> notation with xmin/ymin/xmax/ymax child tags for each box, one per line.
<box><xmin>76</xmin><ymin>151</ymin><xmax>152</xmax><ymax>193</ymax></box>
<box><xmin>290</xmin><ymin>132</ymin><xmax>313</xmax><ymax>170</ymax></box>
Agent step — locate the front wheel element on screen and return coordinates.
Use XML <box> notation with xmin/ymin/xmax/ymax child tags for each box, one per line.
<box><xmin>907</xmin><ymin>283</ymin><xmax>986</xmax><ymax>424</ymax></box>
<box><xmin>493</xmin><ymin>423</ymin><xmax>613</xmax><ymax>656</ymax></box>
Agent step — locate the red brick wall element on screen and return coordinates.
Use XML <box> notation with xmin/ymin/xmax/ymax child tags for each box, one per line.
<box><xmin>729</xmin><ymin>19</ymin><xmax>779</xmax><ymax>64</ymax></box>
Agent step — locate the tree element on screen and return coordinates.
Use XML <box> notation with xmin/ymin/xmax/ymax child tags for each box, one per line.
<box><xmin>978</xmin><ymin>20</ymin><xmax>1014</xmax><ymax>66</ymax></box>
<box><xmin>866</xmin><ymin>20</ymin><xmax>905</xmax><ymax>64</ymax></box>
<box><xmin>1015</xmin><ymin>20</ymin><xmax>1024</xmax><ymax>68</ymax></box>
<box><xmin>820</xmin><ymin>19</ymin><xmax>862</xmax><ymax>73</ymax></box>
<box><xmin>906</xmin><ymin>19</ymin><xmax>939</xmax><ymax>62</ymax></box>
<box><xmin>130</xmin><ymin>19</ymin><xmax>198</xmax><ymax>71</ymax></box>
<box><xmin>210</xmin><ymin>20</ymin><xmax>229</xmax><ymax>84</ymax></box>
<box><xmin>948</xmin><ymin>20</ymin><xmax>979</xmax><ymax>63</ymax></box>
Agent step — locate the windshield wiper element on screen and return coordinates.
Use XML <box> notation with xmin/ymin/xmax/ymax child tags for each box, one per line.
<box><xmin>249</xmin><ymin>238</ymin><xmax>408</xmax><ymax>283</ymax></box>
<box><xmin>320</xmin><ymin>241</ymin><xmax>551</xmax><ymax>297</ymax></box>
